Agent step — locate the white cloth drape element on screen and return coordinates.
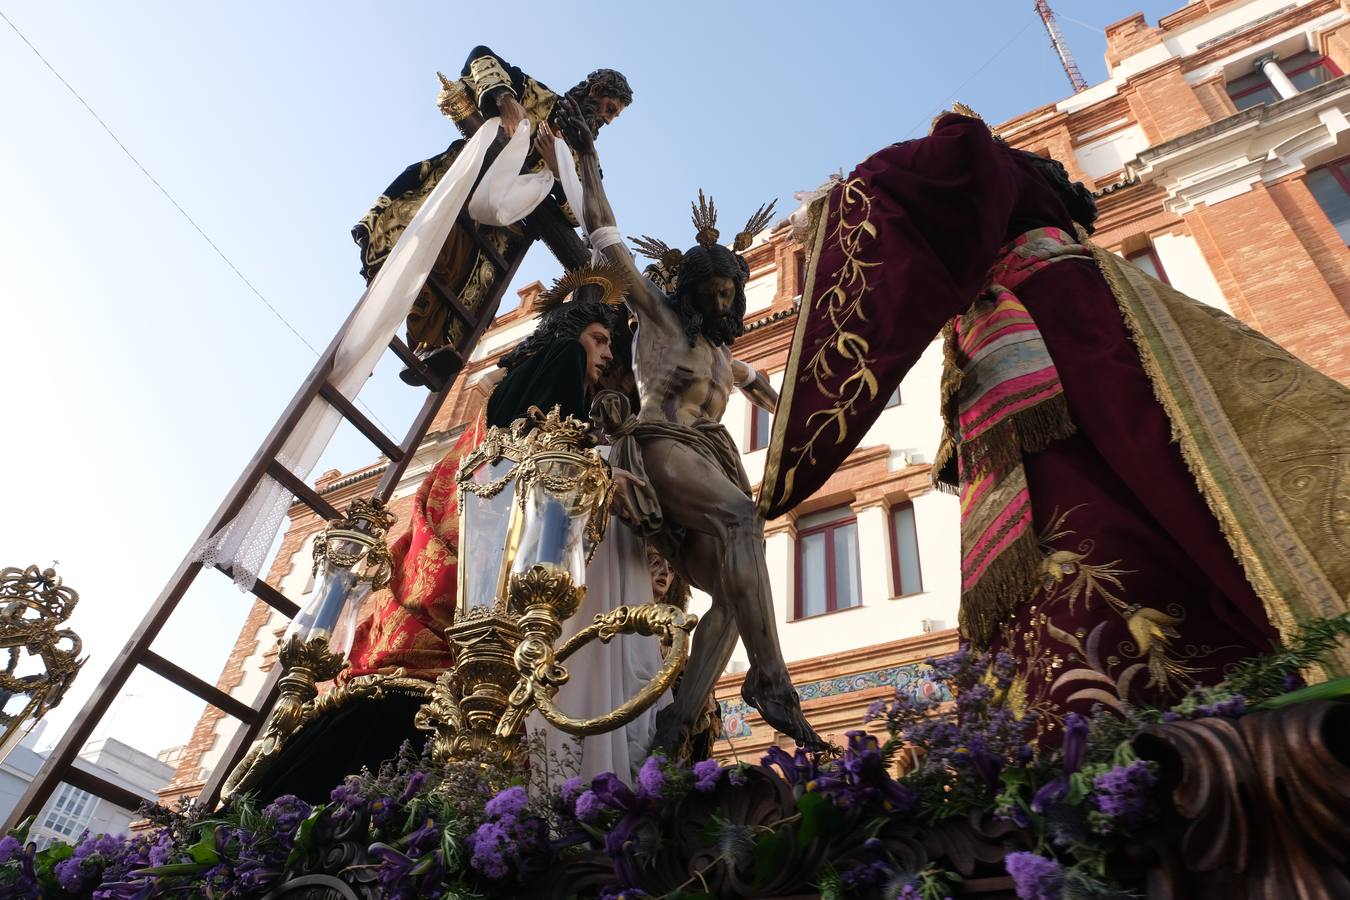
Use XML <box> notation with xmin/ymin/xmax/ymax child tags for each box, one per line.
<box><xmin>195</xmin><ymin>118</ymin><xmax>551</xmax><ymax>588</ymax></box>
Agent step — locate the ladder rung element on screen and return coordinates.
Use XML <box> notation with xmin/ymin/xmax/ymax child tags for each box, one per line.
<box><xmin>140</xmin><ymin>649</ymin><xmax>262</xmax><ymax>725</ymax></box>
<box><xmin>457</xmin><ymin>212</ymin><xmax>511</xmax><ymax>271</ymax></box>
<box><xmin>216</xmin><ymin>565</ymin><xmax>301</xmax><ymax>618</ymax></box>
<box><xmin>425</xmin><ymin>278</ymin><xmax>477</xmax><ymax>329</ymax></box>
<box><xmin>64</xmin><ymin>765</ymin><xmax>151</xmax><ymax>814</ymax></box>
<box><xmin>387</xmin><ymin>336</ymin><xmax>445</xmax><ymax>392</ymax></box>
<box><xmin>267</xmin><ymin>459</ymin><xmax>343</xmax><ymax>521</ymax></box>
<box><xmin>318</xmin><ymin>383</ymin><xmax>405</xmax><ymax>462</ymax></box>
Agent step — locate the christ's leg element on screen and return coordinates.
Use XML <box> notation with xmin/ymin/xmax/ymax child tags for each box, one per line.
<box><xmin>651</xmin><ymin>593</ymin><xmax>736</xmax><ymax>755</ymax></box>
<box><xmin>639</xmin><ymin>437</ymin><xmax>822</xmax><ymax>749</ymax></box>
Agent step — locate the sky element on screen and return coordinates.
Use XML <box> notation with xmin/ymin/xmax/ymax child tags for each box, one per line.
<box><xmin>0</xmin><ymin>0</ymin><xmax>1185</xmax><ymax>764</ymax></box>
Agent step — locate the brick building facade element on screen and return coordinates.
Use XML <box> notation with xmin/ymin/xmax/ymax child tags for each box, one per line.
<box><xmin>160</xmin><ymin>0</ymin><xmax>1350</xmax><ymax>803</ymax></box>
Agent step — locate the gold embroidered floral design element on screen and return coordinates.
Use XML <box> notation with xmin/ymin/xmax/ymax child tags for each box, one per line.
<box><xmin>1000</xmin><ymin>506</ymin><xmax>1218</xmax><ymax>736</ymax></box>
<box><xmin>780</xmin><ymin>178</ymin><xmax>881</xmax><ymax>498</ymax></box>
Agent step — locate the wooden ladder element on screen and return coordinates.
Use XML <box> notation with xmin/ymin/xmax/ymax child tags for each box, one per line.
<box><xmin>4</xmin><ymin>165</ymin><xmax>588</xmax><ymax>828</ymax></box>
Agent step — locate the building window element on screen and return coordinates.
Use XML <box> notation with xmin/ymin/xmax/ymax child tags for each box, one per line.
<box><xmin>794</xmin><ymin>507</ymin><xmax>862</xmax><ymax>619</ymax></box>
<box><xmin>890</xmin><ymin>502</ymin><xmax>923</xmax><ymax>596</ymax></box>
<box><xmin>1126</xmin><ymin>246</ymin><xmax>1170</xmax><ymax>284</ymax></box>
<box><xmin>793</xmin><ymin>249</ymin><xmax>806</xmax><ymax>297</ymax></box>
<box><xmin>39</xmin><ymin>784</ymin><xmax>95</xmax><ymax>843</ymax></box>
<box><xmin>884</xmin><ymin>386</ymin><xmax>902</xmax><ymax>408</ymax></box>
<box><xmin>747</xmin><ymin>404</ymin><xmax>771</xmax><ymax>451</ymax></box>
<box><xmin>1306</xmin><ymin>158</ymin><xmax>1350</xmax><ymax>245</ymax></box>
<box><xmin>1227</xmin><ymin>52</ymin><xmax>1342</xmax><ymax>111</ymax></box>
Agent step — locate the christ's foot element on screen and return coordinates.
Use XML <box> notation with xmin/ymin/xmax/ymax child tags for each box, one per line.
<box><xmin>741</xmin><ymin>668</ymin><xmax>825</xmax><ymax>750</ymax></box>
<box><xmin>650</xmin><ymin>703</ymin><xmax>692</xmax><ymax>758</ymax></box>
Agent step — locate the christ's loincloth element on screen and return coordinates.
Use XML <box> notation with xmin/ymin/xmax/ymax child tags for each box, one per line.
<box><xmin>590</xmin><ymin>391</ymin><xmax>749</xmax><ymax>561</ymax></box>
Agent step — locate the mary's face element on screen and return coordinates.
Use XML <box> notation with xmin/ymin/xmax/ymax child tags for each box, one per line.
<box><xmin>647</xmin><ymin>551</ymin><xmax>673</xmax><ymax>600</ymax></box>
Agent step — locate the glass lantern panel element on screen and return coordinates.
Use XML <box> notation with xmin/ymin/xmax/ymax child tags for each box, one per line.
<box><xmin>459</xmin><ymin>457</ymin><xmax>520</xmax><ymax>611</ymax></box>
<box><xmin>285</xmin><ymin>535</ymin><xmax>367</xmax><ymax>644</ymax></box>
<box><xmin>511</xmin><ymin>456</ymin><xmax>591</xmax><ymax>589</ymax></box>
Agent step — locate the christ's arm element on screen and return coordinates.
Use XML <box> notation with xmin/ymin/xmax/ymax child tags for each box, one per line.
<box><xmin>732</xmin><ymin>359</ymin><xmax>778</xmax><ymax>412</ymax></box>
<box><xmin>571</xmin><ymin>139</ymin><xmax>669</xmax><ymax>324</ymax></box>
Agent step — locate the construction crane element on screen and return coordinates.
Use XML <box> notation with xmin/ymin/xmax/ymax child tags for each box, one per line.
<box><xmin>1035</xmin><ymin>0</ymin><xmax>1089</xmax><ymax>94</ymax></box>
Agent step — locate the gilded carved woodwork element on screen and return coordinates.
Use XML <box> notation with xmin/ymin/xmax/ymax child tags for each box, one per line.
<box><xmin>0</xmin><ymin>565</ymin><xmax>84</xmax><ymax>754</ymax></box>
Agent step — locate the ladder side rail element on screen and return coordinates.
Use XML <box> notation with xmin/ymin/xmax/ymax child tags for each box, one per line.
<box><xmin>3</xmin><ymin>297</ymin><xmax>371</xmax><ymax>830</ymax></box>
<box><xmin>199</xmin><ymin>232</ymin><xmax>531</xmax><ymax>809</ymax></box>
<box><xmin>196</xmin><ymin>636</ymin><xmax>284</xmax><ymax>808</ymax></box>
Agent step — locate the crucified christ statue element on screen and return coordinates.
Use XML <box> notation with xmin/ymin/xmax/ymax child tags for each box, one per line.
<box><xmin>565</xmin><ymin>114</ymin><xmax>823</xmax><ymax>753</ymax></box>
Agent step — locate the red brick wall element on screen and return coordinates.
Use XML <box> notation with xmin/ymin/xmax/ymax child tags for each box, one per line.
<box><xmin>1188</xmin><ymin>183</ymin><xmax>1350</xmax><ymax>383</ymax></box>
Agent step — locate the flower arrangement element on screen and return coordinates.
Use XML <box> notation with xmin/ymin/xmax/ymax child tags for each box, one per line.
<box><xmin>2</xmin><ymin>614</ymin><xmax>1346</xmax><ymax>900</ymax></box>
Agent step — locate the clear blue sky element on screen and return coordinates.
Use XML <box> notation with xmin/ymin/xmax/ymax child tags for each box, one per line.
<box><xmin>1</xmin><ymin>0</ymin><xmax>1183</xmax><ymax>758</ymax></box>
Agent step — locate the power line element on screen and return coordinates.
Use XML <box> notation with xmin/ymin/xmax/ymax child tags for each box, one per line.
<box><xmin>904</xmin><ymin>18</ymin><xmax>1036</xmax><ymax>139</ymax></box>
<box><xmin>0</xmin><ymin>8</ymin><xmax>398</xmax><ymax>436</ymax></box>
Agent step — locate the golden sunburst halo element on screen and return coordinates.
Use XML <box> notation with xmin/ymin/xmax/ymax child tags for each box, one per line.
<box><xmin>535</xmin><ymin>262</ymin><xmax>629</xmax><ymax>312</ymax></box>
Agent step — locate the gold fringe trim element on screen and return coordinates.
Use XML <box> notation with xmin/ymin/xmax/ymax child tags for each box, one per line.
<box><xmin>933</xmin><ymin>321</ymin><xmax>963</xmax><ymax>491</ymax></box>
<box><xmin>1088</xmin><ymin>243</ymin><xmax>1319</xmax><ymax>663</ymax></box>
<box><xmin>958</xmin><ymin>526</ymin><xmax>1043</xmax><ymax>649</ymax></box>
<box><xmin>958</xmin><ymin>395</ymin><xmax>1076</xmax><ymax>480</ymax></box>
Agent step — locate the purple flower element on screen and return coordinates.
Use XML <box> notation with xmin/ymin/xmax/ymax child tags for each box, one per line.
<box><xmin>485</xmin><ymin>785</ymin><xmax>530</xmax><ymax>819</ymax></box>
<box><xmin>1092</xmin><ymin>760</ymin><xmax>1158</xmax><ymax>832</ymax></box>
<box><xmin>560</xmin><ymin>776</ymin><xmax>586</xmax><ymax>807</ymax></box>
<box><xmin>727</xmin><ymin>766</ymin><xmax>747</xmax><ymax>787</ymax></box>
<box><xmin>815</xmin><ymin>731</ymin><xmax>916</xmax><ymax>812</ymax></box>
<box><xmin>1282</xmin><ymin>672</ymin><xmax>1307</xmax><ymax>692</ymax></box>
<box><xmin>147</xmin><ymin>830</ymin><xmax>175</xmax><ymax>868</ymax></box>
<box><xmin>600</xmin><ymin>887</ymin><xmax>651</xmax><ymax>900</ymax></box>
<box><xmin>1005</xmin><ymin>851</ymin><xmax>1064</xmax><ymax>900</ymax></box>
<box><xmin>591</xmin><ymin>772</ymin><xmax>640</xmax><ymax>812</ymax></box>
<box><xmin>692</xmin><ymin>759</ymin><xmax>722</xmax><ymax>792</ymax></box>
<box><xmin>263</xmin><ymin>794</ymin><xmax>312</xmax><ymax>837</ymax></box>
<box><xmin>0</xmin><ymin>836</ymin><xmax>20</xmax><ymax>864</ymax></box>
<box><xmin>1031</xmin><ymin>777</ymin><xmax>1069</xmax><ymax>814</ymax></box>
<box><xmin>763</xmin><ymin>745</ymin><xmax>818</xmax><ymax>786</ymax></box>
<box><xmin>636</xmin><ymin>756</ymin><xmax>667</xmax><ymax>801</ymax></box>
<box><xmin>397</xmin><ymin>769</ymin><xmax>429</xmax><ymax>805</ymax></box>
<box><xmin>468</xmin><ymin>821</ymin><xmax>513</xmax><ymax>880</ymax></box>
<box><xmin>1196</xmin><ymin>695</ymin><xmax>1247</xmax><ymax>718</ymax></box>
<box><xmin>1062</xmin><ymin>713</ymin><xmax>1089</xmax><ymax>775</ymax></box>
<box><xmin>56</xmin><ymin>833</ymin><xmax>129</xmax><ymax>893</ymax></box>
<box><xmin>839</xmin><ymin>858</ymin><xmax>894</xmax><ymax>892</ymax></box>
<box><xmin>575</xmin><ymin>790</ymin><xmax>605</xmax><ymax>823</ymax></box>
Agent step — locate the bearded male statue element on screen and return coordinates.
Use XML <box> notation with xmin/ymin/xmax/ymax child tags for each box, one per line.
<box><xmin>562</xmin><ymin>114</ymin><xmax>823</xmax><ymax>752</ymax></box>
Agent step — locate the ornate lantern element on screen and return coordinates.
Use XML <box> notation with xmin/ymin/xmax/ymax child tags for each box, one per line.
<box><xmin>0</xmin><ymin>566</ymin><xmax>84</xmax><ymax>762</ymax></box>
<box><xmin>416</xmin><ymin>406</ymin><xmax>696</xmax><ymax>765</ymax></box>
<box><xmin>222</xmin><ymin>498</ymin><xmax>396</xmax><ymax>797</ymax></box>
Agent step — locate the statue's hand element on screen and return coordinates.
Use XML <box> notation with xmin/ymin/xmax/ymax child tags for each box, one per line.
<box><xmin>533</xmin><ymin>123</ymin><xmax>561</xmax><ymax>177</ymax></box>
<box><xmin>610</xmin><ymin>467</ymin><xmax>645</xmax><ymax>526</ymax></box>
<box><xmin>497</xmin><ymin>92</ymin><xmax>528</xmax><ymax>136</ymax></box>
<box><xmin>556</xmin><ymin>96</ymin><xmax>596</xmax><ymax>158</ymax></box>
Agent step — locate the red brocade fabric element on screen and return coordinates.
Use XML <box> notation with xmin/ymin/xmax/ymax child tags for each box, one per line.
<box><xmin>761</xmin><ymin>115</ymin><xmax>1279</xmax><ymax>735</ymax></box>
<box><xmin>344</xmin><ymin>415</ymin><xmax>487</xmax><ymax>680</ymax></box>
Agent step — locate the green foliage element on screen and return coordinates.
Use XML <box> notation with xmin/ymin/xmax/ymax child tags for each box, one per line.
<box><xmin>1224</xmin><ymin>612</ymin><xmax>1350</xmax><ymax>701</ymax></box>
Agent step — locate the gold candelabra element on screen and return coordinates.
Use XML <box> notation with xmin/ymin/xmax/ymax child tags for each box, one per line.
<box><xmin>415</xmin><ymin>406</ymin><xmax>696</xmax><ymax>765</ymax></box>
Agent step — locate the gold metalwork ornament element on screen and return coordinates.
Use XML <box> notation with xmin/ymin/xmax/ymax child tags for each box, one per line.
<box><xmin>436</xmin><ymin>72</ymin><xmax>478</xmax><ymax>123</ymax></box>
<box><xmin>456</xmin><ymin>407</ymin><xmax>613</xmax><ymax>571</ymax></box>
<box><xmin>0</xmin><ymin>566</ymin><xmax>85</xmax><ymax>755</ymax></box>
<box><xmin>312</xmin><ymin>497</ymin><xmax>397</xmax><ymax>589</ymax></box>
<box><xmin>418</xmin><ymin>408</ymin><xmax>696</xmax><ymax>763</ymax></box>
<box><xmin>222</xmin><ymin>667</ymin><xmax>432</xmax><ymax>798</ymax></box>
<box><xmin>535</xmin><ymin>261</ymin><xmax>630</xmax><ymax>312</ymax></box>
